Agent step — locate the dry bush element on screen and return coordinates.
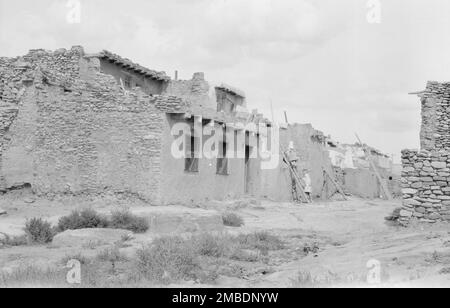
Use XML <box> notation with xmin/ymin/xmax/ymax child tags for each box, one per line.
<box><xmin>0</xmin><ymin>234</ymin><xmax>29</xmax><ymax>247</ymax></box>
<box><xmin>110</xmin><ymin>210</ymin><xmax>149</xmax><ymax>234</ymax></box>
<box><xmin>237</xmin><ymin>231</ymin><xmax>285</xmax><ymax>254</ymax></box>
<box><xmin>57</xmin><ymin>209</ymin><xmax>109</xmax><ymax>232</ymax></box>
<box><xmin>25</xmin><ymin>218</ymin><xmax>54</xmax><ymax>244</ymax></box>
<box><xmin>135</xmin><ymin>236</ymin><xmax>199</xmax><ymax>284</ymax></box>
<box><xmin>97</xmin><ymin>246</ymin><xmax>128</xmax><ymax>273</ymax></box>
<box><xmin>222</xmin><ymin>213</ymin><xmax>245</xmax><ymax>227</ymax></box>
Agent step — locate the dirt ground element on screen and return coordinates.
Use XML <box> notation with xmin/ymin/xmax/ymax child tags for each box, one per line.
<box><xmin>1</xmin><ymin>191</ymin><xmax>450</xmax><ymax>288</ymax></box>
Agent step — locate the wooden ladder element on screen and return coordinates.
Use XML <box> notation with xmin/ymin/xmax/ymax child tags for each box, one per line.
<box><xmin>282</xmin><ymin>151</ymin><xmax>311</xmax><ymax>204</ymax></box>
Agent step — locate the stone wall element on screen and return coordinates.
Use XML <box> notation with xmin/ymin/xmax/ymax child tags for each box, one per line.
<box><xmin>400</xmin><ymin>149</ymin><xmax>450</xmax><ymax>224</ymax></box>
<box><xmin>0</xmin><ymin>47</ymin><xmax>184</xmax><ymax>203</ymax></box>
<box><xmin>419</xmin><ymin>82</ymin><xmax>450</xmax><ymax>151</ymax></box>
<box><xmin>401</xmin><ymin>81</ymin><xmax>450</xmax><ymax>225</ymax></box>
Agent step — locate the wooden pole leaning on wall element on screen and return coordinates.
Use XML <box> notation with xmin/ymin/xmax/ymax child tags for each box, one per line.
<box><xmin>284</xmin><ymin>111</ymin><xmax>289</xmax><ymax>125</ymax></box>
<box><xmin>323</xmin><ymin>168</ymin><xmax>348</xmax><ymax>201</ymax></box>
<box><xmin>281</xmin><ymin>149</ymin><xmax>311</xmax><ymax>204</ymax></box>
<box><xmin>355</xmin><ymin>134</ymin><xmax>393</xmax><ymax>201</ymax></box>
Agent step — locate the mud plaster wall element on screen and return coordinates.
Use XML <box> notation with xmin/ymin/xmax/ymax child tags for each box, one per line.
<box><xmin>160</xmin><ymin>114</ymin><xmax>259</xmax><ymax>206</ymax></box>
<box><xmin>341</xmin><ymin>168</ymin><xmax>380</xmax><ymax>199</ymax></box>
<box><xmin>0</xmin><ymin>47</ymin><xmax>165</xmax><ymax>203</ymax></box>
<box><xmin>260</xmin><ymin>124</ymin><xmax>334</xmax><ymax>201</ymax></box>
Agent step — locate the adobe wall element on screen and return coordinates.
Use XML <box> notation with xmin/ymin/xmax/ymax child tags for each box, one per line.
<box><xmin>342</xmin><ymin>168</ymin><xmax>380</xmax><ymax>199</ymax></box>
<box><xmin>159</xmin><ymin>114</ymin><xmax>253</xmax><ymax>206</ymax></box>
<box><xmin>0</xmin><ymin>47</ymin><xmax>168</xmax><ymax>203</ymax></box>
<box><xmin>401</xmin><ymin>82</ymin><xmax>450</xmax><ymax>224</ymax></box>
<box><xmin>260</xmin><ymin>124</ymin><xmax>335</xmax><ymax>201</ymax></box>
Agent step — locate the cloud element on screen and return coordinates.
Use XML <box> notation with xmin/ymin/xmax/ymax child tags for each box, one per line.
<box><xmin>1</xmin><ymin>0</ymin><xmax>450</xmax><ymax>162</ymax></box>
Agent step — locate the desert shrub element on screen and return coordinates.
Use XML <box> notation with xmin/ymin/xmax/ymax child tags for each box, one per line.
<box><xmin>110</xmin><ymin>210</ymin><xmax>149</xmax><ymax>234</ymax></box>
<box><xmin>97</xmin><ymin>246</ymin><xmax>128</xmax><ymax>273</ymax></box>
<box><xmin>193</xmin><ymin>233</ymin><xmax>226</xmax><ymax>258</ymax></box>
<box><xmin>228</xmin><ymin>245</ymin><xmax>260</xmax><ymax>262</ymax></box>
<box><xmin>237</xmin><ymin>232</ymin><xmax>285</xmax><ymax>253</ymax></box>
<box><xmin>222</xmin><ymin>213</ymin><xmax>245</xmax><ymax>227</ymax></box>
<box><xmin>57</xmin><ymin>209</ymin><xmax>109</xmax><ymax>232</ymax></box>
<box><xmin>0</xmin><ymin>234</ymin><xmax>29</xmax><ymax>247</ymax></box>
<box><xmin>135</xmin><ymin>236</ymin><xmax>199</xmax><ymax>283</ymax></box>
<box><xmin>25</xmin><ymin>218</ymin><xmax>54</xmax><ymax>244</ymax></box>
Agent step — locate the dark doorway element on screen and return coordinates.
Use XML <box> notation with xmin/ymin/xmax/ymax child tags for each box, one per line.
<box><xmin>245</xmin><ymin>145</ymin><xmax>251</xmax><ymax>194</ymax></box>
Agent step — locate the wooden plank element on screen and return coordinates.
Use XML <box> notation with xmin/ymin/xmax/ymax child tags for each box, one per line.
<box><xmin>355</xmin><ymin>134</ymin><xmax>393</xmax><ymax>200</ymax></box>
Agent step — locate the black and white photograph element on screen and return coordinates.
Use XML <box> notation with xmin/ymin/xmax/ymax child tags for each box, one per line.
<box><xmin>0</xmin><ymin>0</ymin><xmax>450</xmax><ymax>293</ymax></box>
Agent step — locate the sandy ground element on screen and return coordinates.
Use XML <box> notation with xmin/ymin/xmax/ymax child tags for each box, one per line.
<box><xmin>1</xmin><ymin>192</ymin><xmax>450</xmax><ymax>288</ymax></box>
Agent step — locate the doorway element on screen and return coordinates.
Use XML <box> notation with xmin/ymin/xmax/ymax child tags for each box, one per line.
<box><xmin>245</xmin><ymin>145</ymin><xmax>252</xmax><ymax>194</ymax></box>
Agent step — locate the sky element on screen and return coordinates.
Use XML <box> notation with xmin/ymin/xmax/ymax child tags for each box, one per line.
<box><xmin>1</xmin><ymin>0</ymin><xmax>450</xmax><ymax>163</ymax></box>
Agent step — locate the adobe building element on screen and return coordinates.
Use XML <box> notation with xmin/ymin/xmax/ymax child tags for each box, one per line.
<box><xmin>328</xmin><ymin>142</ymin><xmax>398</xmax><ymax>199</ymax></box>
<box><xmin>400</xmin><ymin>82</ymin><xmax>450</xmax><ymax>224</ymax></box>
<box><xmin>1</xmin><ymin>46</ymin><xmax>393</xmax><ymax>206</ymax></box>
<box><xmin>0</xmin><ymin>46</ymin><xmax>273</xmax><ymax>205</ymax></box>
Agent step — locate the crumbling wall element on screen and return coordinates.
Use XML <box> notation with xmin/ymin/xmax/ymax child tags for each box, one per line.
<box><xmin>164</xmin><ymin>73</ymin><xmax>216</xmax><ymax>111</ymax></box>
<box><xmin>0</xmin><ymin>47</ymin><xmax>167</xmax><ymax>203</ymax></box>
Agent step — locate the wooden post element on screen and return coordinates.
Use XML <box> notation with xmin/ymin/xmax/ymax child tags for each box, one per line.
<box><xmin>355</xmin><ymin>134</ymin><xmax>393</xmax><ymax>200</ymax></box>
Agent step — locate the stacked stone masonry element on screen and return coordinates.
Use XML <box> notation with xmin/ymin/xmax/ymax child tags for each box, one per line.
<box><xmin>401</xmin><ymin>150</ymin><xmax>450</xmax><ymax>224</ymax></box>
<box><xmin>401</xmin><ymin>82</ymin><xmax>450</xmax><ymax>225</ymax></box>
<box><xmin>419</xmin><ymin>82</ymin><xmax>450</xmax><ymax>150</ymax></box>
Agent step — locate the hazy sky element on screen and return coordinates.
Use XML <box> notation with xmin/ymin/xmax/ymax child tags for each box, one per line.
<box><xmin>1</xmin><ymin>0</ymin><xmax>450</xmax><ymax>162</ymax></box>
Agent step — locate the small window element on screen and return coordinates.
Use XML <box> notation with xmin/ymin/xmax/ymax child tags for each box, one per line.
<box><xmin>185</xmin><ymin>135</ymin><xmax>199</xmax><ymax>173</ymax></box>
<box><xmin>124</xmin><ymin>76</ymin><xmax>132</xmax><ymax>89</ymax></box>
<box><xmin>217</xmin><ymin>141</ymin><xmax>229</xmax><ymax>175</ymax></box>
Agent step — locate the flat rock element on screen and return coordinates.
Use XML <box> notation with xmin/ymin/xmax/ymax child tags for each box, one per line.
<box><xmin>52</xmin><ymin>228</ymin><xmax>133</xmax><ymax>248</ymax></box>
<box><xmin>132</xmin><ymin>206</ymin><xmax>224</xmax><ymax>234</ymax></box>
<box><xmin>402</xmin><ymin>188</ymin><xmax>418</xmax><ymax>195</ymax></box>
<box><xmin>0</xmin><ymin>208</ymin><xmax>6</xmax><ymax>216</ymax></box>
<box><xmin>23</xmin><ymin>198</ymin><xmax>36</xmax><ymax>204</ymax></box>
<box><xmin>400</xmin><ymin>210</ymin><xmax>413</xmax><ymax>218</ymax></box>
<box><xmin>431</xmin><ymin>162</ymin><xmax>447</xmax><ymax>169</ymax></box>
